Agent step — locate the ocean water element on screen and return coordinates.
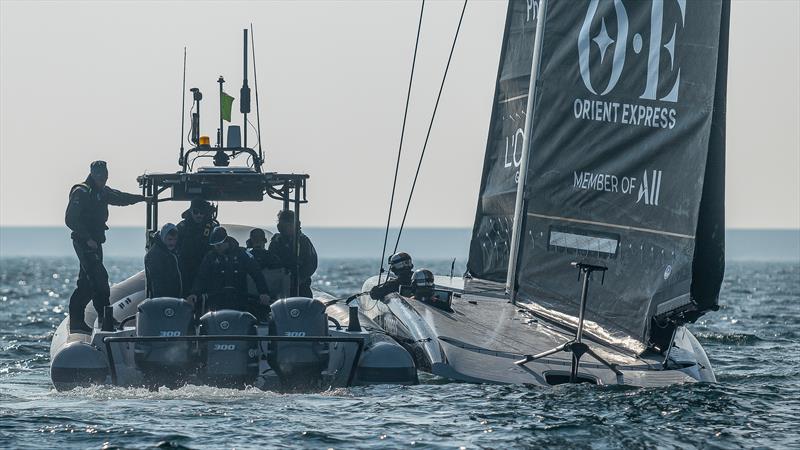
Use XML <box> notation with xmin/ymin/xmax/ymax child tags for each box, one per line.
<box><xmin>1</xmin><ymin>257</ymin><xmax>798</xmax><ymax>449</ymax></box>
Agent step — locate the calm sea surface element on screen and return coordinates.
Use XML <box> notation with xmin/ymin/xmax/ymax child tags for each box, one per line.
<box><xmin>1</xmin><ymin>257</ymin><xmax>798</xmax><ymax>449</ymax></box>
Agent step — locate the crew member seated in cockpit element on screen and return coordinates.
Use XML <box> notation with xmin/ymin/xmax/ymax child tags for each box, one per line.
<box><xmin>411</xmin><ymin>268</ymin><xmax>453</xmax><ymax>311</ymax></box>
<box><xmin>410</xmin><ymin>269</ymin><xmax>436</xmax><ymax>302</ymax></box>
<box><xmin>370</xmin><ymin>252</ymin><xmax>414</xmax><ymax>300</ymax></box>
<box><xmin>246</xmin><ymin>228</ymin><xmax>282</xmax><ymax>270</ymax></box>
<box><xmin>187</xmin><ymin>226</ymin><xmax>271</xmax><ymax>317</ymax></box>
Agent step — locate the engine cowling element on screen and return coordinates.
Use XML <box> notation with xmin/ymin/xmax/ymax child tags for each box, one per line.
<box><xmin>199</xmin><ymin>309</ymin><xmax>258</xmax><ymax>385</ymax></box>
<box><xmin>268</xmin><ymin>297</ymin><xmax>329</xmax><ymax>381</ymax></box>
<box><xmin>134</xmin><ymin>297</ymin><xmax>194</xmax><ymax>370</ymax></box>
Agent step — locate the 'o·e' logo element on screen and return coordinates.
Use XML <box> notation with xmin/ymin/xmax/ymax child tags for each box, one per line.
<box><xmin>577</xmin><ymin>0</ymin><xmax>685</xmax><ymax>103</ymax></box>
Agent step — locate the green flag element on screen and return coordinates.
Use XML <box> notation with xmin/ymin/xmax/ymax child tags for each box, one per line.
<box><xmin>221</xmin><ymin>91</ymin><xmax>235</xmax><ymax>122</ymax></box>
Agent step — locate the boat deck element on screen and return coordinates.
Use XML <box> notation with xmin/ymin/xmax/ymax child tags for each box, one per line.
<box><xmin>360</xmin><ymin>276</ymin><xmax>702</xmax><ymax>386</ymax></box>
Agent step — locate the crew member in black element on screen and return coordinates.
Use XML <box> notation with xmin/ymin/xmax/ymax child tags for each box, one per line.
<box><xmin>268</xmin><ymin>210</ymin><xmax>318</xmax><ymax>298</ymax></box>
<box><xmin>65</xmin><ymin>160</ymin><xmax>145</xmax><ymax>333</ymax></box>
<box><xmin>370</xmin><ymin>252</ymin><xmax>414</xmax><ymax>300</ymax></box>
<box><xmin>188</xmin><ymin>226</ymin><xmax>271</xmax><ymax>316</ymax></box>
<box><xmin>411</xmin><ymin>268</ymin><xmax>436</xmax><ymax>302</ymax></box>
<box><xmin>246</xmin><ymin>228</ymin><xmax>281</xmax><ymax>270</ymax></box>
<box><xmin>144</xmin><ymin>223</ymin><xmax>182</xmax><ymax>299</ymax></box>
<box><xmin>176</xmin><ymin>198</ymin><xmax>219</xmax><ymax>296</ymax></box>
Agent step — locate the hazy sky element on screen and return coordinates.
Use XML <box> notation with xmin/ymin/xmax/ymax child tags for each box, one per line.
<box><xmin>1</xmin><ymin>0</ymin><xmax>798</xmax><ymax>229</ymax></box>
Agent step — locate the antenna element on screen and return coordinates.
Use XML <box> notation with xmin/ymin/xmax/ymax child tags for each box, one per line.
<box><xmin>250</xmin><ymin>23</ymin><xmax>263</xmax><ymax>162</ymax></box>
<box><xmin>179</xmin><ymin>47</ymin><xmax>187</xmax><ymax>166</ymax></box>
<box><xmin>217</xmin><ymin>76</ymin><xmax>225</xmax><ymax>147</ymax></box>
<box><xmin>241</xmin><ymin>29</ymin><xmax>251</xmax><ymax>149</ymax></box>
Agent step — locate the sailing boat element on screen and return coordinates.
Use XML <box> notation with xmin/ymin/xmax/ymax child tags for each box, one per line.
<box><xmin>359</xmin><ymin>0</ymin><xmax>730</xmax><ymax>386</ymax></box>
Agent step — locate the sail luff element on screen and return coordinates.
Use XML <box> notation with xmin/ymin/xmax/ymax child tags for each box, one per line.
<box><xmin>506</xmin><ymin>0</ymin><xmax>548</xmax><ymax>302</ymax></box>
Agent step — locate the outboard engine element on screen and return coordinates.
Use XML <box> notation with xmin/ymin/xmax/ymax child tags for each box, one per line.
<box><xmin>134</xmin><ymin>298</ymin><xmax>194</xmax><ymax>380</ymax></box>
<box><xmin>269</xmin><ymin>297</ymin><xmax>329</xmax><ymax>384</ymax></box>
<box><xmin>199</xmin><ymin>309</ymin><xmax>258</xmax><ymax>386</ymax></box>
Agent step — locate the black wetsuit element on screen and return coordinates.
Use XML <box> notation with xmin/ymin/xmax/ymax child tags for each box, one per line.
<box><xmin>370</xmin><ymin>271</ymin><xmax>413</xmax><ymax>300</ymax></box>
<box><xmin>192</xmin><ymin>237</ymin><xmax>270</xmax><ymax>313</ymax></box>
<box><xmin>268</xmin><ymin>232</ymin><xmax>318</xmax><ymax>298</ymax></box>
<box><xmin>64</xmin><ymin>176</ymin><xmax>143</xmax><ymax>330</ymax></box>
<box><xmin>144</xmin><ymin>237</ymin><xmax>182</xmax><ymax>299</ymax></box>
<box><xmin>176</xmin><ymin>210</ymin><xmax>219</xmax><ymax>296</ymax></box>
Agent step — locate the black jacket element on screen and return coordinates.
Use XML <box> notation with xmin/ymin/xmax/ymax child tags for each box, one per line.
<box><xmin>192</xmin><ymin>237</ymin><xmax>270</xmax><ymax>298</ymax></box>
<box><xmin>268</xmin><ymin>232</ymin><xmax>318</xmax><ymax>282</ymax></box>
<box><xmin>176</xmin><ymin>210</ymin><xmax>219</xmax><ymax>293</ymax></box>
<box><xmin>247</xmin><ymin>247</ymin><xmax>283</xmax><ymax>270</ymax></box>
<box><xmin>64</xmin><ymin>176</ymin><xmax>143</xmax><ymax>243</ymax></box>
<box><xmin>145</xmin><ymin>237</ymin><xmax>182</xmax><ymax>299</ymax></box>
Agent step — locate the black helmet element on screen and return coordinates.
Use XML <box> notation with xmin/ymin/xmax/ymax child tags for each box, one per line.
<box><xmin>411</xmin><ymin>268</ymin><xmax>435</xmax><ymax>298</ymax></box>
<box><xmin>388</xmin><ymin>252</ymin><xmax>413</xmax><ymax>274</ymax></box>
<box><xmin>209</xmin><ymin>226</ymin><xmax>228</xmax><ymax>245</ymax></box>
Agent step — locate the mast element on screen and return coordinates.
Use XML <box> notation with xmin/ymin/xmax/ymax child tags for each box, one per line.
<box><xmin>506</xmin><ymin>0</ymin><xmax>548</xmax><ymax>303</ymax></box>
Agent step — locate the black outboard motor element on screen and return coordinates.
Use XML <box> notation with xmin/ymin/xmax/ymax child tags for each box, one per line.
<box><xmin>199</xmin><ymin>309</ymin><xmax>258</xmax><ymax>386</ymax></box>
<box><xmin>134</xmin><ymin>298</ymin><xmax>194</xmax><ymax>383</ymax></box>
<box><xmin>269</xmin><ymin>297</ymin><xmax>329</xmax><ymax>384</ymax></box>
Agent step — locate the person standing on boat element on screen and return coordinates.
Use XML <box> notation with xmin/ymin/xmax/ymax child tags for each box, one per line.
<box><xmin>188</xmin><ymin>226</ymin><xmax>271</xmax><ymax>316</ymax></box>
<box><xmin>176</xmin><ymin>198</ymin><xmax>219</xmax><ymax>296</ymax></box>
<box><xmin>370</xmin><ymin>252</ymin><xmax>415</xmax><ymax>300</ymax></box>
<box><xmin>144</xmin><ymin>223</ymin><xmax>182</xmax><ymax>299</ymax></box>
<box><xmin>268</xmin><ymin>210</ymin><xmax>318</xmax><ymax>298</ymax></box>
<box><xmin>64</xmin><ymin>160</ymin><xmax>145</xmax><ymax>333</ymax></box>
<box><xmin>246</xmin><ymin>228</ymin><xmax>281</xmax><ymax>270</ymax></box>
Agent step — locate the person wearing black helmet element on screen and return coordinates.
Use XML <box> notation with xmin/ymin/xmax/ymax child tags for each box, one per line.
<box><xmin>246</xmin><ymin>228</ymin><xmax>282</xmax><ymax>270</ymax></box>
<box><xmin>176</xmin><ymin>198</ymin><xmax>219</xmax><ymax>296</ymax></box>
<box><xmin>187</xmin><ymin>226</ymin><xmax>271</xmax><ymax>317</ymax></box>
<box><xmin>410</xmin><ymin>269</ymin><xmax>436</xmax><ymax>303</ymax></box>
<box><xmin>268</xmin><ymin>210</ymin><xmax>318</xmax><ymax>298</ymax></box>
<box><xmin>369</xmin><ymin>251</ymin><xmax>414</xmax><ymax>300</ymax></box>
<box><xmin>65</xmin><ymin>160</ymin><xmax>146</xmax><ymax>333</ymax></box>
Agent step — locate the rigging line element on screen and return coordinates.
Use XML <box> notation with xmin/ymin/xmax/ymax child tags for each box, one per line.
<box><xmin>246</xmin><ymin>118</ymin><xmax>261</xmax><ymax>149</ymax></box>
<box><xmin>393</xmin><ymin>0</ymin><xmax>468</xmax><ymax>254</ymax></box>
<box><xmin>250</xmin><ymin>23</ymin><xmax>264</xmax><ymax>162</ymax></box>
<box><xmin>378</xmin><ymin>0</ymin><xmax>426</xmax><ymax>285</ymax></box>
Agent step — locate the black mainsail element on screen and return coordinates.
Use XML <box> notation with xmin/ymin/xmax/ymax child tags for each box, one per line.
<box><xmin>468</xmin><ymin>0</ymin><xmax>730</xmax><ymax>352</ymax></box>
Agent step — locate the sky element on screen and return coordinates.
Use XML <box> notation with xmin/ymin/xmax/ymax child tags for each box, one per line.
<box><xmin>1</xmin><ymin>0</ymin><xmax>798</xmax><ymax>229</ymax></box>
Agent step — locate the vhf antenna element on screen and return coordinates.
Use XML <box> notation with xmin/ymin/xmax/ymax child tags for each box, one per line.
<box><xmin>179</xmin><ymin>47</ymin><xmax>187</xmax><ymax>166</ymax></box>
<box><xmin>250</xmin><ymin>23</ymin><xmax>263</xmax><ymax>163</ymax></box>
<box><xmin>241</xmin><ymin>29</ymin><xmax>251</xmax><ymax>149</ymax></box>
